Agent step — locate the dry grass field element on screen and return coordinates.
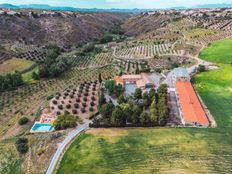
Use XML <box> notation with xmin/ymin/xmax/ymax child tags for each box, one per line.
<box><xmin>0</xmin><ymin>58</ymin><xmax>34</xmax><ymax>75</ymax></box>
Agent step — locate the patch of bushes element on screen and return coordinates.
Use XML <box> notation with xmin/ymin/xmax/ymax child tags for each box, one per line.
<box><xmin>54</xmin><ymin>114</ymin><xmax>77</xmax><ymax>130</ymax></box>
<box><xmin>0</xmin><ymin>71</ymin><xmax>24</xmax><ymax>92</ymax></box>
<box><xmin>18</xmin><ymin>117</ymin><xmax>29</xmax><ymax>125</ymax></box>
<box><xmin>15</xmin><ymin>137</ymin><xmax>29</xmax><ymax>154</ymax></box>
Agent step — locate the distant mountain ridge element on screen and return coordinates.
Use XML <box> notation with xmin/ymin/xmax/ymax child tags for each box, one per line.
<box><xmin>0</xmin><ymin>3</ymin><xmax>151</xmax><ymax>12</ymax></box>
<box><xmin>0</xmin><ymin>3</ymin><xmax>232</xmax><ymax>12</ymax></box>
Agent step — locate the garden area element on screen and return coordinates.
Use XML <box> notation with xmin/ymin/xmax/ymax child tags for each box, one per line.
<box><xmin>91</xmin><ymin>83</ymin><xmax>169</xmax><ymax>127</ymax></box>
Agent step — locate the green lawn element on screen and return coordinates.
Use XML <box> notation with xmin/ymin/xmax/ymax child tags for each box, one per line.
<box><xmin>57</xmin><ymin>39</ymin><xmax>232</xmax><ymax>173</ymax></box>
<box><xmin>199</xmin><ymin>38</ymin><xmax>232</xmax><ymax>64</ymax></box>
<box><xmin>22</xmin><ymin>65</ymin><xmax>39</xmax><ymax>83</ymax></box>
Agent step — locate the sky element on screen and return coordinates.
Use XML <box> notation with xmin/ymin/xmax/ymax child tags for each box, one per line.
<box><xmin>0</xmin><ymin>0</ymin><xmax>231</xmax><ymax>9</ymax></box>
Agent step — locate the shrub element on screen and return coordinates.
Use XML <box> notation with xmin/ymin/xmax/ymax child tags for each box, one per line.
<box><xmin>92</xmin><ymin>92</ymin><xmax>95</xmax><ymax>95</ymax></box>
<box><xmin>81</xmin><ymin>108</ymin><xmax>86</xmax><ymax>113</ymax></box>
<box><xmin>72</xmin><ymin>109</ymin><xmax>78</xmax><ymax>114</ymax></box>
<box><xmin>84</xmin><ymin>92</ymin><xmax>89</xmax><ymax>96</ymax></box>
<box><xmin>69</xmin><ymin>94</ymin><xmax>74</xmax><ymax>99</ymax></box>
<box><xmin>15</xmin><ymin>137</ymin><xmax>29</xmax><ymax>154</ymax></box>
<box><xmin>92</xmin><ymin>87</ymin><xmax>96</xmax><ymax>91</ymax></box>
<box><xmin>76</xmin><ymin>98</ymin><xmax>80</xmax><ymax>103</ymax></box>
<box><xmin>64</xmin><ymin>92</ymin><xmax>69</xmax><ymax>96</ymax></box>
<box><xmin>90</xmin><ymin>102</ymin><xmax>95</xmax><ymax>106</ymax></box>
<box><xmin>82</xmin><ymin>103</ymin><xmax>87</xmax><ymax>108</ymax></box>
<box><xmin>57</xmin><ymin>111</ymin><xmax>61</xmax><ymax>115</ymax></box>
<box><xmin>91</xmin><ymin>96</ymin><xmax>96</xmax><ymax>101</ymax></box>
<box><xmin>74</xmin><ymin>103</ymin><xmax>79</xmax><ymax>108</ymax></box>
<box><xmin>63</xmin><ymin>96</ymin><xmax>66</xmax><ymax>100</ymax></box>
<box><xmin>198</xmin><ymin>64</ymin><xmax>206</xmax><ymax>72</ymax></box>
<box><xmin>66</xmin><ymin>104</ymin><xmax>71</xmax><ymax>109</ymax></box>
<box><xmin>18</xmin><ymin>117</ymin><xmax>29</xmax><ymax>125</ymax></box>
<box><xmin>52</xmin><ymin>100</ymin><xmax>58</xmax><ymax>105</ymax></box>
<box><xmin>83</xmin><ymin>97</ymin><xmax>88</xmax><ymax>102</ymax></box>
<box><xmin>55</xmin><ymin>96</ymin><xmax>60</xmax><ymax>100</ymax></box>
<box><xmin>89</xmin><ymin>107</ymin><xmax>94</xmax><ymax>112</ymax></box>
<box><xmin>58</xmin><ymin>105</ymin><xmax>63</xmax><ymax>110</ymax></box>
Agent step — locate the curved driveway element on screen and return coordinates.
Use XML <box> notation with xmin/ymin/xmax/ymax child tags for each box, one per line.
<box><xmin>46</xmin><ymin>121</ymin><xmax>90</xmax><ymax>174</ymax></box>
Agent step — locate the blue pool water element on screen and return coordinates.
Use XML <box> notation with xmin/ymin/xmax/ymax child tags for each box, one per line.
<box><xmin>31</xmin><ymin>123</ymin><xmax>54</xmax><ymax>132</ymax></box>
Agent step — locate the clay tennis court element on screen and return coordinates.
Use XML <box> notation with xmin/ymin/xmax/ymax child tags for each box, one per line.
<box><xmin>176</xmin><ymin>81</ymin><xmax>209</xmax><ymax>126</ymax></box>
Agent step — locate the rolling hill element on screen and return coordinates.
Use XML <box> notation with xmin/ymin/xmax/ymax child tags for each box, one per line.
<box><xmin>0</xmin><ymin>12</ymin><xmax>130</xmax><ymax>46</ymax></box>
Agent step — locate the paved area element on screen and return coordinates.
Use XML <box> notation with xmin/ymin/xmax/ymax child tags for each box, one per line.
<box><xmin>105</xmin><ymin>93</ymin><xmax>118</xmax><ymax>106</ymax></box>
<box><xmin>167</xmin><ymin>91</ymin><xmax>182</xmax><ymax>125</ymax></box>
<box><xmin>149</xmin><ymin>73</ymin><xmax>161</xmax><ymax>89</ymax></box>
<box><xmin>46</xmin><ymin>121</ymin><xmax>90</xmax><ymax>174</ymax></box>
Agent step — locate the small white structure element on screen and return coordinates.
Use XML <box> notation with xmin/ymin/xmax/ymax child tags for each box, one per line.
<box><xmin>7</xmin><ymin>11</ymin><xmax>17</xmax><ymax>15</ymax></box>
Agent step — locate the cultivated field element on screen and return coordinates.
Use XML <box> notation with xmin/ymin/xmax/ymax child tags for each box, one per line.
<box><xmin>0</xmin><ymin>58</ymin><xmax>34</xmax><ymax>75</ymax></box>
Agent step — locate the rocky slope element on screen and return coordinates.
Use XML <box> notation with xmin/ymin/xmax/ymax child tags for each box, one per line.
<box><xmin>0</xmin><ymin>12</ymin><xmax>130</xmax><ymax>46</ymax></box>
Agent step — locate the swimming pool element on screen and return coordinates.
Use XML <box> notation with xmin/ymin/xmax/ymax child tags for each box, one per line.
<box><xmin>31</xmin><ymin>123</ymin><xmax>54</xmax><ymax>132</ymax></box>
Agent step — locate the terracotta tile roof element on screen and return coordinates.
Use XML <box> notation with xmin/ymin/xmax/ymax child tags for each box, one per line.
<box><xmin>176</xmin><ymin>81</ymin><xmax>209</xmax><ymax>125</ymax></box>
<box><xmin>121</xmin><ymin>74</ymin><xmax>141</xmax><ymax>79</ymax></box>
<box><xmin>113</xmin><ymin>76</ymin><xmax>124</xmax><ymax>85</ymax></box>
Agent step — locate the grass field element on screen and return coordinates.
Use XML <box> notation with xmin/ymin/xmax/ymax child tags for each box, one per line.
<box><xmin>199</xmin><ymin>38</ymin><xmax>232</xmax><ymax>64</ymax></box>
<box><xmin>57</xmin><ymin>39</ymin><xmax>232</xmax><ymax>174</ymax></box>
<box><xmin>0</xmin><ymin>58</ymin><xmax>35</xmax><ymax>75</ymax></box>
<box><xmin>22</xmin><ymin>65</ymin><xmax>39</xmax><ymax>82</ymax></box>
<box><xmin>0</xmin><ymin>140</ymin><xmax>22</xmax><ymax>174</ymax></box>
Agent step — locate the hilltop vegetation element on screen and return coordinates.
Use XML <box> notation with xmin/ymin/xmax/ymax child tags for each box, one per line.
<box><xmin>0</xmin><ymin>12</ymin><xmax>130</xmax><ymax>46</ymax></box>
